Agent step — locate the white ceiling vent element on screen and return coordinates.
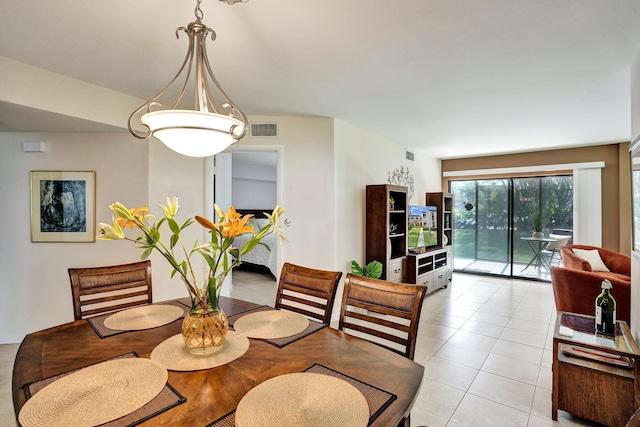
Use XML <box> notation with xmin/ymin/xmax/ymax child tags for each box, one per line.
<box><xmin>405</xmin><ymin>150</ymin><xmax>414</xmax><ymax>161</ymax></box>
<box><xmin>251</xmin><ymin>123</ymin><xmax>278</xmax><ymax>138</ymax></box>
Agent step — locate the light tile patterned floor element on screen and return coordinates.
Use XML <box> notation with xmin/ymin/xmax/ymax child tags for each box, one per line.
<box><xmin>0</xmin><ymin>270</ymin><xmax>606</xmax><ymax>427</ymax></box>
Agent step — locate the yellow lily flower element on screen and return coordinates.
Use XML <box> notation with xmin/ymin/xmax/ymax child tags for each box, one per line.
<box><xmin>159</xmin><ymin>196</ymin><xmax>179</xmax><ymax>218</ymax></box>
<box><xmin>96</xmin><ymin>218</ymin><xmax>126</xmax><ymax>240</ymax></box>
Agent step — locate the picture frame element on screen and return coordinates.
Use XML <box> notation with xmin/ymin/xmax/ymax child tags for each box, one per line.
<box><xmin>30</xmin><ymin>171</ymin><xmax>96</xmax><ymax>242</ymax></box>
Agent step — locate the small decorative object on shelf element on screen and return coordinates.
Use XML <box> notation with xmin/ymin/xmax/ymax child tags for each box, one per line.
<box><xmin>388</xmin><ymin>166</ymin><xmax>415</xmax><ymax>202</ymax></box>
<box><xmin>97</xmin><ymin>198</ymin><xmax>289</xmax><ymax>353</ymax></box>
<box><xmin>595</xmin><ymin>279</ymin><xmax>616</xmax><ymax>335</ymax></box>
<box><xmin>389</xmin><ymin>196</ymin><xmax>395</xmax><ymax>210</ymax></box>
<box><xmin>389</xmin><ymin>224</ymin><xmax>398</xmax><ymax>234</ymax></box>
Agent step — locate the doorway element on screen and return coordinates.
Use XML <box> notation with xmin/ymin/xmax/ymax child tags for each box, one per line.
<box><xmin>450</xmin><ymin>175</ymin><xmax>573</xmax><ymax>280</ymax></box>
<box><xmin>208</xmin><ymin>147</ymin><xmax>282</xmax><ymax>295</ymax></box>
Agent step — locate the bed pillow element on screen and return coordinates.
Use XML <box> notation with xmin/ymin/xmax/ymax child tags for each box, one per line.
<box><xmin>572</xmin><ymin>248</ymin><xmax>610</xmax><ymax>272</ymax></box>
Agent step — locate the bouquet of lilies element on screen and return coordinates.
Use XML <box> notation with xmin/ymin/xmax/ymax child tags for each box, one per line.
<box><xmin>97</xmin><ymin>197</ymin><xmax>289</xmax><ymax>310</ymax></box>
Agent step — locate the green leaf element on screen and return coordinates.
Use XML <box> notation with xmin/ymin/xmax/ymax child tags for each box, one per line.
<box><xmin>239</xmin><ymin>238</ymin><xmax>260</xmax><ymax>255</ymax></box>
<box><xmin>363</xmin><ymin>261</ymin><xmax>383</xmax><ymax>279</ymax></box>
<box><xmin>351</xmin><ymin>260</ymin><xmax>364</xmax><ymax>276</ymax></box>
<box><xmin>141</xmin><ymin>248</ymin><xmax>153</xmax><ymax>260</ymax></box>
<box><xmin>170</xmin><ymin>233</ymin><xmax>179</xmax><ymax>249</ymax></box>
<box><xmin>167</xmin><ymin>218</ymin><xmax>180</xmax><ymax>233</ymax></box>
<box><xmin>180</xmin><ymin>218</ymin><xmax>195</xmax><ymax>230</ymax></box>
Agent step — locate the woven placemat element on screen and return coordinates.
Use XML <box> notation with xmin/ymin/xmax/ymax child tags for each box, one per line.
<box><xmin>233</xmin><ymin>310</ymin><xmax>309</xmax><ymax>339</ymax></box>
<box><xmin>235</xmin><ymin>372</ymin><xmax>369</xmax><ymax>427</ymax></box>
<box><xmin>228</xmin><ymin>307</ymin><xmax>327</xmax><ymax>347</ymax></box>
<box><xmin>150</xmin><ymin>332</ymin><xmax>250</xmax><ymax>371</ymax></box>
<box><xmin>23</xmin><ymin>353</ymin><xmax>186</xmax><ymax>427</ymax></box>
<box><xmin>205</xmin><ymin>363</ymin><xmax>397</xmax><ymax>427</ymax></box>
<box><xmin>104</xmin><ymin>304</ymin><xmax>184</xmax><ymax>331</ymax></box>
<box><xmin>19</xmin><ymin>355</ymin><xmax>171</xmax><ymax>427</ymax></box>
<box><xmin>87</xmin><ymin>301</ymin><xmax>188</xmax><ymax>338</ymax></box>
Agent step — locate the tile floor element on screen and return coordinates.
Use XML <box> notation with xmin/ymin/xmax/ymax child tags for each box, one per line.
<box><xmin>0</xmin><ymin>269</ymin><xmax>607</xmax><ymax>427</ymax></box>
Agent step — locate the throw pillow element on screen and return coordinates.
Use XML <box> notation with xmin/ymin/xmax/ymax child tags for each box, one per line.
<box><xmin>572</xmin><ymin>248</ymin><xmax>610</xmax><ymax>272</ymax></box>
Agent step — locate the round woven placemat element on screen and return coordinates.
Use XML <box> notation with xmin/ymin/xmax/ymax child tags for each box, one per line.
<box><xmin>18</xmin><ymin>358</ymin><xmax>167</xmax><ymax>427</ymax></box>
<box><xmin>233</xmin><ymin>310</ymin><xmax>309</xmax><ymax>339</ymax></box>
<box><xmin>104</xmin><ymin>305</ymin><xmax>184</xmax><ymax>331</ymax></box>
<box><xmin>150</xmin><ymin>332</ymin><xmax>250</xmax><ymax>371</ymax></box>
<box><xmin>235</xmin><ymin>372</ymin><xmax>369</xmax><ymax>427</ymax></box>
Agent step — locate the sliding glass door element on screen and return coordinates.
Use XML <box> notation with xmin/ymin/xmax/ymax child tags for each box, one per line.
<box><xmin>451</xmin><ymin>175</ymin><xmax>573</xmax><ymax>280</ymax></box>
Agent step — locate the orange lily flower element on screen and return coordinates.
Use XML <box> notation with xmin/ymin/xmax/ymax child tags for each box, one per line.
<box><xmin>116</xmin><ymin>206</ymin><xmax>151</xmax><ymax>229</ymax></box>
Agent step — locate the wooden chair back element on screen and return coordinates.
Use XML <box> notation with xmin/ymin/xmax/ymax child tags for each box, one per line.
<box><xmin>68</xmin><ymin>260</ymin><xmax>152</xmax><ymax>320</ymax></box>
<box><xmin>275</xmin><ymin>262</ymin><xmax>342</xmax><ymax>324</ymax></box>
<box><xmin>338</xmin><ymin>273</ymin><xmax>427</xmax><ymax>360</ymax></box>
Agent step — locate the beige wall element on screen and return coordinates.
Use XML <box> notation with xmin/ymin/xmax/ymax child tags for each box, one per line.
<box><xmin>441</xmin><ymin>144</ymin><xmax>631</xmax><ymax>254</ymax></box>
<box><xmin>0</xmin><ymin>132</ymin><xmax>148</xmax><ymax>342</ymax></box>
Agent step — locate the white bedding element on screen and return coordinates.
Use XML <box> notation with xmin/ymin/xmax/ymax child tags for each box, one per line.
<box><xmin>234</xmin><ymin>233</ymin><xmax>278</xmax><ymax>277</ymax></box>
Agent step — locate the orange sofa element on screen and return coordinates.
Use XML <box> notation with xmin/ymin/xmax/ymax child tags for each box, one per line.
<box><xmin>550</xmin><ymin>244</ymin><xmax>631</xmax><ymax>325</ymax></box>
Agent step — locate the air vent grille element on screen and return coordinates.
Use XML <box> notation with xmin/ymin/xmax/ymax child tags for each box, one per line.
<box><xmin>251</xmin><ymin>123</ymin><xmax>278</xmax><ymax>137</ymax></box>
<box><xmin>405</xmin><ymin>150</ymin><xmax>414</xmax><ymax>161</ymax></box>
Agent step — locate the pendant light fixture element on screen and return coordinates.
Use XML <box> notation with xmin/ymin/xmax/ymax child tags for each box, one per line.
<box><xmin>128</xmin><ymin>0</ymin><xmax>248</xmax><ymax>157</ymax></box>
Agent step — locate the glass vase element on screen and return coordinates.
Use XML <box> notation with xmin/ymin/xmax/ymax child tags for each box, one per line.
<box><xmin>181</xmin><ymin>301</ymin><xmax>229</xmax><ymax>354</ymax></box>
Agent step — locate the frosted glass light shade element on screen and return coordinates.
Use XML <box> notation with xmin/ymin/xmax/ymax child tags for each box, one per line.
<box><xmin>141</xmin><ymin>110</ymin><xmax>245</xmax><ymax>157</ymax></box>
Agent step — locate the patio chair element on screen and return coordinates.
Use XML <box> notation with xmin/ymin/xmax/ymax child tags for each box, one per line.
<box><xmin>275</xmin><ymin>262</ymin><xmax>342</xmax><ymax>324</ymax></box>
<box><xmin>68</xmin><ymin>260</ymin><xmax>153</xmax><ymax>320</ymax></box>
<box><xmin>541</xmin><ymin>233</ymin><xmax>572</xmax><ymax>267</ymax></box>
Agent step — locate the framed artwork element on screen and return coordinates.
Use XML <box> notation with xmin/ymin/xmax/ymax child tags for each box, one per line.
<box><xmin>30</xmin><ymin>171</ymin><xmax>96</xmax><ymax>242</ymax></box>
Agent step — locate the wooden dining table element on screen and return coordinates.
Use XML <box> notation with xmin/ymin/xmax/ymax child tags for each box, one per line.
<box><xmin>12</xmin><ymin>296</ymin><xmax>424</xmax><ymax>427</ymax></box>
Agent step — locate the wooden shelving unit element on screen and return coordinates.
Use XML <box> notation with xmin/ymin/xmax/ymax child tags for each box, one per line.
<box><xmin>366</xmin><ymin>185</ymin><xmax>408</xmax><ymax>282</ymax></box>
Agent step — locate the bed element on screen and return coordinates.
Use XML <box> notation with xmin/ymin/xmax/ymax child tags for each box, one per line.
<box><xmin>234</xmin><ymin>209</ymin><xmax>279</xmax><ymax>277</ymax></box>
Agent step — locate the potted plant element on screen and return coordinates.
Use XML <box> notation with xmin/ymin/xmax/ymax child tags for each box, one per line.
<box><xmin>351</xmin><ymin>260</ymin><xmax>383</xmax><ymax>279</ymax></box>
<box><xmin>531</xmin><ymin>211</ymin><xmax>545</xmax><ymax>239</ymax></box>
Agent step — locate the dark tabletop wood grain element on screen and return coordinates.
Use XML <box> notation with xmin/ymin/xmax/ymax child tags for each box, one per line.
<box><xmin>12</xmin><ymin>297</ymin><xmax>424</xmax><ymax>427</ymax></box>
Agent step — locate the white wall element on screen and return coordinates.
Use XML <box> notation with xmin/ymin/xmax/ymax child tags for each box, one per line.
<box><xmin>0</xmin><ymin>115</ymin><xmax>441</xmax><ymax>342</ymax></box>
<box><xmin>0</xmin><ymin>132</ymin><xmax>148</xmax><ymax>342</ymax></box>
<box><xmin>631</xmin><ymin>50</ymin><xmax>640</xmax><ymax>340</ymax></box>
<box><xmin>232</xmin><ymin>162</ymin><xmax>277</xmax><ymax>209</ymax></box>
<box><xmin>333</xmin><ymin>119</ymin><xmax>441</xmax><ymax>320</ymax></box>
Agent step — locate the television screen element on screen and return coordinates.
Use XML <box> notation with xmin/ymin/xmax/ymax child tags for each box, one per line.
<box><xmin>408</xmin><ymin>205</ymin><xmax>438</xmax><ymax>249</ymax></box>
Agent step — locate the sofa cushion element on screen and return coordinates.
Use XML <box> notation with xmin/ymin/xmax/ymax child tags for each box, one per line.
<box><xmin>572</xmin><ymin>248</ymin><xmax>610</xmax><ymax>272</ymax></box>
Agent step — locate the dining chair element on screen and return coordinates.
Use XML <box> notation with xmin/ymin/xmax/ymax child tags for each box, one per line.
<box><xmin>338</xmin><ymin>272</ymin><xmax>427</xmax><ymax>359</ymax></box>
<box><xmin>68</xmin><ymin>260</ymin><xmax>153</xmax><ymax>320</ymax></box>
<box><xmin>274</xmin><ymin>262</ymin><xmax>343</xmax><ymax>324</ymax></box>
<box><xmin>338</xmin><ymin>273</ymin><xmax>427</xmax><ymax>427</ymax></box>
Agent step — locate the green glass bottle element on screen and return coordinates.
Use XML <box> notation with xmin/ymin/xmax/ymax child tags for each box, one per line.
<box><xmin>595</xmin><ymin>279</ymin><xmax>616</xmax><ymax>335</ymax></box>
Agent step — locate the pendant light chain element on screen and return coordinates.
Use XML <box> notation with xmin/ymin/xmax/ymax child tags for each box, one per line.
<box><xmin>195</xmin><ymin>0</ymin><xmax>204</xmax><ymax>21</ymax></box>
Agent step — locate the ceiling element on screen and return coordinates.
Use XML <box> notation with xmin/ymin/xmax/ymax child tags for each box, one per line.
<box><xmin>1</xmin><ymin>0</ymin><xmax>640</xmax><ymax>159</ymax></box>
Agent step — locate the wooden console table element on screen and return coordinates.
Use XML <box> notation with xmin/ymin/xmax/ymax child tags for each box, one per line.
<box><xmin>552</xmin><ymin>312</ymin><xmax>640</xmax><ymax>427</ymax></box>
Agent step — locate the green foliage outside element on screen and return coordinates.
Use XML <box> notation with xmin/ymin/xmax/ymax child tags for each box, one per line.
<box><xmin>451</xmin><ymin>176</ymin><xmax>573</xmax><ymax>265</ymax></box>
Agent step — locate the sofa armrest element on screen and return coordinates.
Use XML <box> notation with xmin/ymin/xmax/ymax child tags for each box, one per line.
<box><xmin>550</xmin><ymin>267</ymin><xmax>630</xmax><ymax>325</ymax></box>
<box><xmin>560</xmin><ymin>247</ymin><xmax>591</xmax><ymax>271</ymax></box>
<box><xmin>597</xmin><ymin>247</ymin><xmax>631</xmax><ymax>277</ymax></box>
